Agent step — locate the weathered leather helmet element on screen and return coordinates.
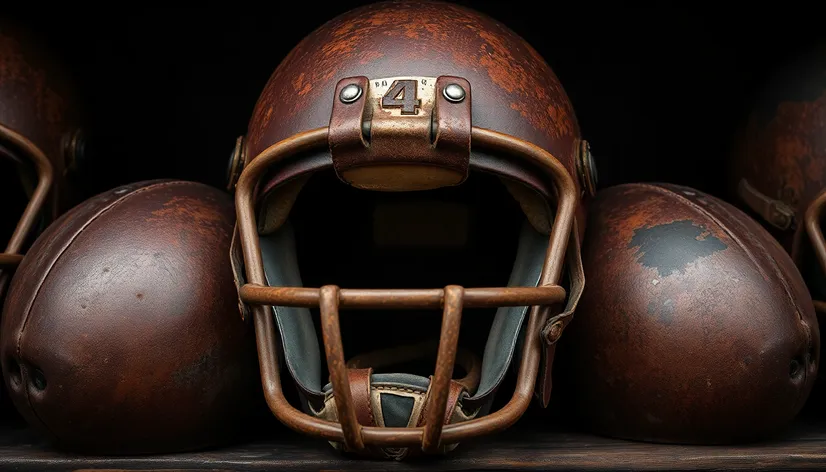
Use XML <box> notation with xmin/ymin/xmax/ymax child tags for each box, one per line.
<box><xmin>227</xmin><ymin>0</ymin><xmax>597</xmax><ymax>459</ymax></box>
<box><xmin>1</xmin><ymin>180</ymin><xmax>262</xmax><ymax>454</ymax></box>
<box><xmin>558</xmin><ymin>183</ymin><xmax>817</xmax><ymax>443</ymax></box>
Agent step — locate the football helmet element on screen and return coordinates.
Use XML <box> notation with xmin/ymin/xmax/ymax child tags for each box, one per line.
<box><xmin>0</xmin><ymin>22</ymin><xmax>84</xmax><ymax>301</ymax></box>
<box><xmin>558</xmin><ymin>183</ymin><xmax>817</xmax><ymax>443</ymax></box>
<box><xmin>227</xmin><ymin>0</ymin><xmax>596</xmax><ymax>459</ymax></box>
<box><xmin>1</xmin><ymin>180</ymin><xmax>262</xmax><ymax>454</ymax></box>
<box><xmin>730</xmin><ymin>44</ymin><xmax>826</xmax><ymax>312</ymax></box>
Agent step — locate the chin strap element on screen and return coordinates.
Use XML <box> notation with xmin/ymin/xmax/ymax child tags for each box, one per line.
<box><xmin>312</xmin><ymin>341</ymin><xmax>482</xmax><ymax>460</ymax></box>
<box><xmin>536</xmin><ymin>219</ymin><xmax>585</xmax><ymax>407</ymax></box>
<box><xmin>737</xmin><ymin>178</ymin><xmax>795</xmax><ymax>231</ymax></box>
<box><xmin>344</xmin><ymin>340</ymin><xmax>481</xmax><ymax>393</ymax></box>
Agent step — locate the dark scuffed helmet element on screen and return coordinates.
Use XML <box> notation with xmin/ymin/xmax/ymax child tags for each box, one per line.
<box><xmin>557</xmin><ymin>183</ymin><xmax>817</xmax><ymax>443</ymax></box>
<box><xmin>1</xmin><ymin>180</ymin><xmax>262</xmax><ymax>454</ymax></box>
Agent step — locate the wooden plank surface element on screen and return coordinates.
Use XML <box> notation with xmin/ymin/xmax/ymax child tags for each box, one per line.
<box><xmin>0</xmin><ymin>416</ymin><xmax>824</xmax><ymax>471</ymax></box>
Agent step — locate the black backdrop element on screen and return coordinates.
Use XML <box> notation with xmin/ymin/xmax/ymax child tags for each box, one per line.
<box><xmin>1</xmin><ymin>0</ymin><xmax>826</xmax><ymax>438</ymax></box>
<box><xmin>5</xmin><ymin>4</ymin><xmax>826</xmax><ymax>202</ymax></box>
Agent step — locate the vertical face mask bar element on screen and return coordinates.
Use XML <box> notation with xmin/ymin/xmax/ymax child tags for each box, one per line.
<box><xmin>0</xmin><ymin>123</ymin><xmax>54</xmax><ymax>269</ymax></box>
<box><xmin>421</xmin><ymin>285</ymin><xmax>464</xmax><ymax>453</ymax></box>
<box><xmin>319</xmin><ymin>283</ymin><xmax>466</xmax><ymax>453</ymax></box>
<box><xmin>319</xmin><ymin>285</ymin><xmax>364</xmax><ymax>451</ymax></box>
<box><xmin>805</xmin><ymin>189</ymin><xmax>826</xmax><ymax>313</ymax></box>
<box><xmin>234</xmin><ymin>123</ymin><xmax>577</xmax><ymax>449</ymax></box>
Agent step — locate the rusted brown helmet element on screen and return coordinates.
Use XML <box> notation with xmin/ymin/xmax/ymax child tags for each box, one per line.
<box><xmin>0</xmin><ymin>180</ymin><xmax>262</xmax><ymax>454</ymax></box>
<box><xmin>0</xmin><ymin>22</ymin><xmax>85</xmax><ymax>302</ymax></box>
<box><xmin>227</xmin><ymin>0</ymin><xmax>596</xmax><ymax>459</ymax></box>
<box><xmin>730</xmin><ymin>44</ymin><xmax>826</xmax><ymax>313</ymax></box>
<box><xmin>557</xmin><ymin>183</ymin><xmax>817</xmax><ymax>443</ymax></box>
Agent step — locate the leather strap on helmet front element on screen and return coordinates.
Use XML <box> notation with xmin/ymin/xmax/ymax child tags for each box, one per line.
<box><xmin>329</xmin><ymin>76</ymin><xmax>471</xmax><ymax>191</ymax></box>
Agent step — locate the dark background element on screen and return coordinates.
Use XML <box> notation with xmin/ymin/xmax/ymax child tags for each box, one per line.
<box><xmin>1</xmin><ymin>0</ymin><xmax>826</xmax><ymax>449</ymax></box>
<box><xmin>5</xmin><ymin>3</ymin><xmax>826</xmax><ymax>202</ymax></box>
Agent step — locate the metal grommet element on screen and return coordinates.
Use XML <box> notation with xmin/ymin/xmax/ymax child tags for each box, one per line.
<box><xmin>443</xmin><ymin>83</ymin><xmax>466</xmax><ymax>103</ymax></box>
<box><xmin>543</xmin><ymin>320</ymin><xmax>565</xmax><ymax>345</ymax></box>
<box><xmin>62</xmin><ymin>128</ymin><xmax>86</xmax><ymax>174</ymax></box>
<box><xmin>340</xmin><ymin>84</ymin><xmax>363</xmax><ymax>103</ymax></box>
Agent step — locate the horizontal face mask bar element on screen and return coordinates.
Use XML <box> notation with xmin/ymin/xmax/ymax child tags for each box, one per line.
<box><xmin>239</xmin><ymin>285</ymin><xmax>566</xmax><ymax>309</ymax></box>
<box><xmin>234</xmin><ymin>125</ymin><xmax>577</xmax><ymax>452</ymax></box>
<box><xmin>0</xmin><ymin>123</ymin><xmax>54</xmax><ymax>270</ymax></box>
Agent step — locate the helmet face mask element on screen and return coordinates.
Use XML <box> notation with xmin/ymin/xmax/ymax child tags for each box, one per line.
<box><xmin>232</xmin><ymin>78</ymin><xmax>582</xmax><ymax>458</ymax></box>
<box><xmin>229</xmin><ymin>1</ymin><xmax>595</xmax><ymax>458</ymax></box>
<box><xmin>0</xmin><ymin>123</ymin><xmax>54</xmax><ymax>274</ymax></box>
<box><xmin>0</xmin><ymin>26</ymin><xmax>82</xmax><ymax>300</ymax></box>
<box><xmin>731</xmin><ymin>47</ymin><xmax>826</xmax><ymax>314</ymax></box>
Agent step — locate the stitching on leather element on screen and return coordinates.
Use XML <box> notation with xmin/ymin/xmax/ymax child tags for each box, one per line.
<box><xmin>13</xmin><ymin>180</ymin><xmax>186</xmax><ymax>439</ymax></box>
<box><xmin>364</xmin><ymin>374</ymin><xmax>375</xmax><ymax>426</ymax></box>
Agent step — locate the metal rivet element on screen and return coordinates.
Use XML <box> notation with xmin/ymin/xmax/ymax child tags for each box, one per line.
<box><xmin>443</xmin><ymin>83</ymin><xmax>465</xmax><ymax>103</ymax></box>
<box><xmin>544</xmin><ymin>320</ymin><xmax>564</xmax><ymax>345</ymax></box>
<box><xmin>340</xmin><ymin>84</ymin><xmax>362</xmax><ymax>103</ymax></box>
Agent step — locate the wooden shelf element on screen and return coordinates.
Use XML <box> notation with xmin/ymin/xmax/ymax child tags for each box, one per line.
<box><xmin>1</xmin><ymin>414</ymin><xmax>825</xmax><ymax>471</ymax></box>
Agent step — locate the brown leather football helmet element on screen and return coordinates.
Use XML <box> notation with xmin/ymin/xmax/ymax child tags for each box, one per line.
<box><xmin>558</xmin><ymin>183</ymin><xmax>817</xmax><ymax>443</ymax></box>
<box><xmin>227</xmin><ymin>0</ymin><xmax>596</xmax><ymax>459</ymax></box>
<box><xmin>0</xmin><ymin>22</ymin><xmax>84</xmax><ymax>301</ymax></box>
<box><xmin>1</xmin><ymin>180</ymin><xmax>262</xmax><ymax>454</ymax></box>
<box><xmin>730</xmin><ymin>44</ymin><xmax>826</xmax><ymax>312</ymax></box>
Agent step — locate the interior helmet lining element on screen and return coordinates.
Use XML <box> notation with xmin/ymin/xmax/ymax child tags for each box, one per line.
<box><xmin>255</xmin><ymin>165</ymin><xmax>555</xmax><ymax>419</ymax></box>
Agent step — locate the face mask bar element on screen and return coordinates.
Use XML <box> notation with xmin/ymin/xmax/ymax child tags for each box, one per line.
<box><xmin>805</xmin><ymin>189</ymin><xmax>826</xmax><ymax>313</ymax></box>
<box><xmin>0</xmin><ymin>124</ymin><xmax>53</xmax><ymax>270</ymax></box>
<box><xmin>234</xmin><ymin>80</ymin><xmax>577</xmax><ymax>454</ymax></box>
